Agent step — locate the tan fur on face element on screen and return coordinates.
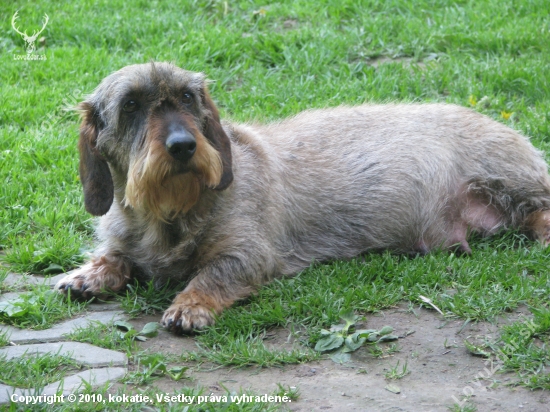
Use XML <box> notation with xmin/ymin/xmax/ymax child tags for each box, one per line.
<box><xmin>124</xmin><ymin>131</ymin><xmax>222</xmax><ymax>220</ymax></box>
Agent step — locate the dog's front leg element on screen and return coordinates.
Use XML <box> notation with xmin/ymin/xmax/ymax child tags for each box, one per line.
<box><xmin>161</xmin><ymin>257</ymin><xmax>254</xmax><ymax>333</ymax></box>
<box><xmin>55</xmin><ymin>253</ymin><xmax>133</xmax><ymax>299</ymax></box>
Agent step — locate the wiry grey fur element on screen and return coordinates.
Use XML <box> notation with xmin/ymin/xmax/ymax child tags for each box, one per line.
<box><xmin>57</xmin><ymin>62</ymin><xmax>550</xmax><ymax>333</ymax></box>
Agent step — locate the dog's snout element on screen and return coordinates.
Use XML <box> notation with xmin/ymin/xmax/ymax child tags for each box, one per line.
<box><xmin>166</xmin><ymin>130</ymin><xmax>196</xmax><ymax>162</ymax></box>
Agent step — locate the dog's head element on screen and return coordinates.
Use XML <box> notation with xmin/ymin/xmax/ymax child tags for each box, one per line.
<box><xmin>77</xmin><ymin>62</ymin><xmax>233</xmax><ymax>219</ymax></box>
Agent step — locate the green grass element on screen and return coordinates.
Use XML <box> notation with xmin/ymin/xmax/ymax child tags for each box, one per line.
<box><xmin>117</xmin><ymin>280</ymin><xmax>178</xmax><ymax>318</ymax></box>
<box><xmin>1</xmin><ymin>0</ymin><xmax>549</xmax><ymax>270</ymax></box>
<box><xmin>0</xmin><ymin>284</ymin><xmax>87</xmax><ymax>329</ymax></box>
<box><xmin>183</xmin><ymin>236</ymin><xmax>550</xmax><ymax>369</ymax></box>
<box><xmin>182</xmin><ymin>334</ymin><xmax>319</xmax><ymax>367</ymax></box>
<box><xmin>1</xmin><ymin>0</ymin><xmax>550</xmax><ymax>404</ymax></box>
<box><xmin>67</xmin><ymin>321</ymin><xmax>138</xmax><ymax>354</ymax></box>
<box><xmin>448</xmin><ymin>403</ymin><xmax>478</xmax><ymax>412</ymax></box>
<box><xmin>122</xmin><ymin>352</ymin><xmax>189</xmax><ymax>385</ymax></box>
<box><xmin>384</xmin><ymin>360</ymin><xmax>410</xmax><ymax>380</ymax></box>
<box><xmin>497</xmin><ymin>307</ymin><xmax>550</xmax><ymax>389</ymax></box>
<box><xmin>0</xmin><ymin>330</ymin><xmax>9</xmax><ymax>347</ymax></box>
<box><xmin>0</xmin><ymin>351</ymin><xmax>80</xmax><ymax>389</ymax></box>
<box><xmin>0</xmin><ymin>267</ymin><xmax>7</xmax><ymax>292</ymax></box>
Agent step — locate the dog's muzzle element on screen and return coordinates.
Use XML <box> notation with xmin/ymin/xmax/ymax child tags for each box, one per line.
<box><xmin>166</xmin><ymin>126</ymin><xmax>196</xmax><ymax>163</ymax></box>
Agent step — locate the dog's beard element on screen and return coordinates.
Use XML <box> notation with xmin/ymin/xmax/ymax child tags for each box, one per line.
<box><xmin>124</xmin><ymin>134</ymin><xmax>223</xmax><ymax>220</ymax></box>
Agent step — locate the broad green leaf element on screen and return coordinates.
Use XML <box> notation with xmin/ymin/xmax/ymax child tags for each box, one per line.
<box><xmin>329</xmin><ymin>324</ymin><xmax>345</xmax><ymax>333</ymax></box>
<box><xmin>356</xmin><ymin>329</ymin><xmax>377</xmax><ymax>335</ymax></box>
<box><xmin>114</xmin><ymin>320</ymin><xmax>134</xmax><ymax>332</ymax></box>
<box><xmin>377</xmin><ymin>334</ymin><xmax>399</xmax><ymax>342</ymax></box>
<box><xmin>339</xmin><ymin>310</ymin><xmax>358</xmax><ymax>325</ymax></box>
<box><xmin>464</xmin><ymin>340</ymin><xmax>491</xmax><ymax>357</ymax></box>
<box><xmin>330</xmin><ymin>351</ymin><xmax>351</xmax><ymax>364</ymax></box>
<box><xmin>126</xmin><ymin>330</ymin><xmax>139</xmax><ymax>339</ymax></box>
<box><xmin>0</xmin><ymin>300</ymin><xmax>27</xmax><ymax>318</ymax></box>
<box><xmin>168</xmin><ymin>366</ymin><xmax>189</xmax><ymax>381</ymax></box>
<box><xmin>339</xmin><ymin>310</ymin><xmax>360</xmax><ymax>334</ymax></box>
<box><xmin>153</xmin><ymin>363</ymin><xmax>167</xmax><ymax>374</ymax></box>
<box><xmin>379</xmin><ymin>326</ymin><xmax>394</xmax><ymax>336</ymax></box>
<box><xmin>366</xmin><ymin>332</ymin><xmax>380</xmax><ymax>342</ymax></box>
<box><xmin>43</xmin><ymin>264</ymin><xmax>64</xmax><ymax>274</ymax></box>
<box><xmin>139</xmin><ymin>322</ymin><xmax>160</xmax><ymax>337</ymax></box>
<box><xmin>314</xmin><ymin>335</ymin><xmax>344</xmax><ymax>352</ymax></box>
<box><xmin>344</xmin><ymin>333</ymin><xmax>367</xmax><ymax>352</ymax></box>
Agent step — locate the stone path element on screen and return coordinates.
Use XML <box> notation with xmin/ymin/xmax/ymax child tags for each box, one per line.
<box><xmin>0</xmin><ymin>273</ymin><xmax>128</xmax><ymax>405</ymax></box>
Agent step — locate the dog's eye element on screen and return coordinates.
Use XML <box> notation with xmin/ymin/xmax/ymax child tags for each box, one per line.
<box><xmin>181</xmin><ymin>93</ymin><xmax>193</xmax><ymax>105</ymax></box>
<box><xmin>122</xmin><ymin>100</ymin><xmax>139</xmax><ymax>113</ymax></box>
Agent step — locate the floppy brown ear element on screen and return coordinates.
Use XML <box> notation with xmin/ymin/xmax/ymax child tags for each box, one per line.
<box><xmin>78</xmin><ymin>102</ymin><xmax>114</xmax><ymax>215</ymax></box>
<box><xmin>201</xmin><ymin>89</ymin><xmax>233</xmax><ymax>190</ymax></box>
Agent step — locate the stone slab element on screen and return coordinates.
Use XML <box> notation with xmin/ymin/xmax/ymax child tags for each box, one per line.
<box><xmin>0</xmin><ymin>310</ymin><xmax>125</xmax><ymax>344</ymax></box>
<box><xmin>3</xmin><ymin>272</ymin><xmax>69</xmax><ymax>289</ymax></box>
<box><xmin>0</xmin><ymin>292</ymin><xmax>20</xmax><ymax>303</ymax></box>
<box><xmin>0</xmin><ymin>341</ymin><xmax>127</xmax><ymax>367</ymax></box>
<box><xmin>0</xmin><ymin>273</ymin><xmax>130</xmax><ymax>407</ymax></box>
<box><xmin>47</xmin><ymin>273</ymin><xmax>69</xmax><ymax>288</ymax></box>
<box><xmin>87</xmin><ymin>301</ymin><xmax>123</xmax><ymax>312</ymax></box>
<box><xmin>0</xmin><ymin>367</ymin><xmax>127</xmax><ymax>405</ymax></box>
<box><xmin>2</xmin><ymin>272</ymin><xmax>121</xmax><ymax>310</ymax></box>
<box><xmin>3</xmin><ymin>273</ymin><xmax>44</xmax><ymax>288</ymax></box>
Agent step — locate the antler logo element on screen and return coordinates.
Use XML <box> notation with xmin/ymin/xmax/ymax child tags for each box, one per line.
<box><xmin>11</xmin><ymin>11</ymin><xmax>49</xmax><ymax>55</ymax></box>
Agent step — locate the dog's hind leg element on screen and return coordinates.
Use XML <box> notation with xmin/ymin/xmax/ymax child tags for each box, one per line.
<box><xmin>524</xmin><ymin>210</ymin><xmax>550</xmax><ymax>246</ymax></box>
<box><xmin>447</xmin><ymin>120</ymin><xmax>550</xmax><ymax>247</ymax></box>
<box><xmin>452</xmin><ymin>176</ymin><xmax>550</xmax><ymax>249</ymax></box>
<box><xmin>460</xmin><ymin>166</ymin><xmax>550</xmax><ymax>247</ymax></box>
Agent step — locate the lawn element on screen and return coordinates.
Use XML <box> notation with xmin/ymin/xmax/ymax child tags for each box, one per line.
<box><xmin>1</xmin><ymin>0</ymin><xmax>550</xmax><ymax>411</ymax></box>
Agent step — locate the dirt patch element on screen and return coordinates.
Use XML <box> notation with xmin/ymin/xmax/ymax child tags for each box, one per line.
<box><xmin>365</xmin><ymin>54</ymin><xmax>440</xmax><ymax>70</ymax></box>
<box><xmin>125</xmin><ymin>308</ymin><xmax>548</xmax><ymax>411</ymax></box>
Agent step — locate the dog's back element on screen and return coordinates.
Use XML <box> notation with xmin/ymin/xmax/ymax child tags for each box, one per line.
<box><xmin>228</xmin><ymin>104</ymin><xmax>550</xmax><ymax>271</ymax></box>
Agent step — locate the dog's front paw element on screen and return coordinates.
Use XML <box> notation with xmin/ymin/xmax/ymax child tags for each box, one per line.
<box><xmin>55</xmin><ymin>258</ymin><xmax>130</xmax><ymax>299</ymax></box>
<box><xmin>55</xmin><ymin>263</ymin><xmax>102</xmax><ymax>299</ymax></box>
<box><xmin>161</xmin><ymin>289</ymin><xmax>222</xmax><ymax>333</ymax></box>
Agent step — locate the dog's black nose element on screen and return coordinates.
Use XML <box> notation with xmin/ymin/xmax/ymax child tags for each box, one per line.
<box><xmin>166</xmin><ymin>130</ymin><xmax>196</xmax><ymax>162</ymax></box>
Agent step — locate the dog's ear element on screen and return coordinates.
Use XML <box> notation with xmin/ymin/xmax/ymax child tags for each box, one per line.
<box><xmin>201</xmin><ymin>88</ymin><xmax>233</xmax><ymax>190</ymax></box>
<box><xmin>78</xmin><ymin>102</ymin><xmax>114</xmax><ymax>215</ymax></box>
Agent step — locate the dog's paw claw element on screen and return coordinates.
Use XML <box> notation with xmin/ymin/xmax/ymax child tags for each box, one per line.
<box><xmin>55</xmin><ymin>259</ymin><xmax>130</xmax><ymax>301</ymax></box>
<box><xmin>161</xmin><ymin>306</ymin><xmax>215</xmax><ymax>334</ymax></box>
<box><xmin>161</xmin><ymin>290</ymin><xmax>221</xmax><ymax>333</ymax></box>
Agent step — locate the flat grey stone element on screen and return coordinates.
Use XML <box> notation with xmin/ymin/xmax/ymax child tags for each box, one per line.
<box><xmin>0</xmin><ymin>273</ymin><xmax>130</xmax><ymax>407</ymax></box>
<box><xmin>87</xmin><ymin>301</ymin><xmax>123</xmax><ymax>312</ymax></box>
<box><xmin>3</xmin><ymin>272</ymin><xmax>70</xmax><ymax>289</ymax></box>
<box><xmin>3</xmin><ymin>273</ymin><xmax>43</xmax><ymax>288</ymax></box>
<box><xmin>0</xmin><ymin>310</ymin><xmax>125</xmax><ymax>344</ymax></box>
<box><xmin>0</xmin><ymin>341</ymin><xmax>127</xmax><ymax>367</ymax></box>
<box><xmin>0</xmin><ymin>367</ymin><xmax>127</xmax><ymax>405</ymax></box>
<box><xmin>46</xmin><ymin>273</ymin><xmax>69</xmax><ymax>287</ymax></box>
<box><xmin>0</xmin><ymin>292</ymin><xmax>20</xmax><ymax>303</ymax></box>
